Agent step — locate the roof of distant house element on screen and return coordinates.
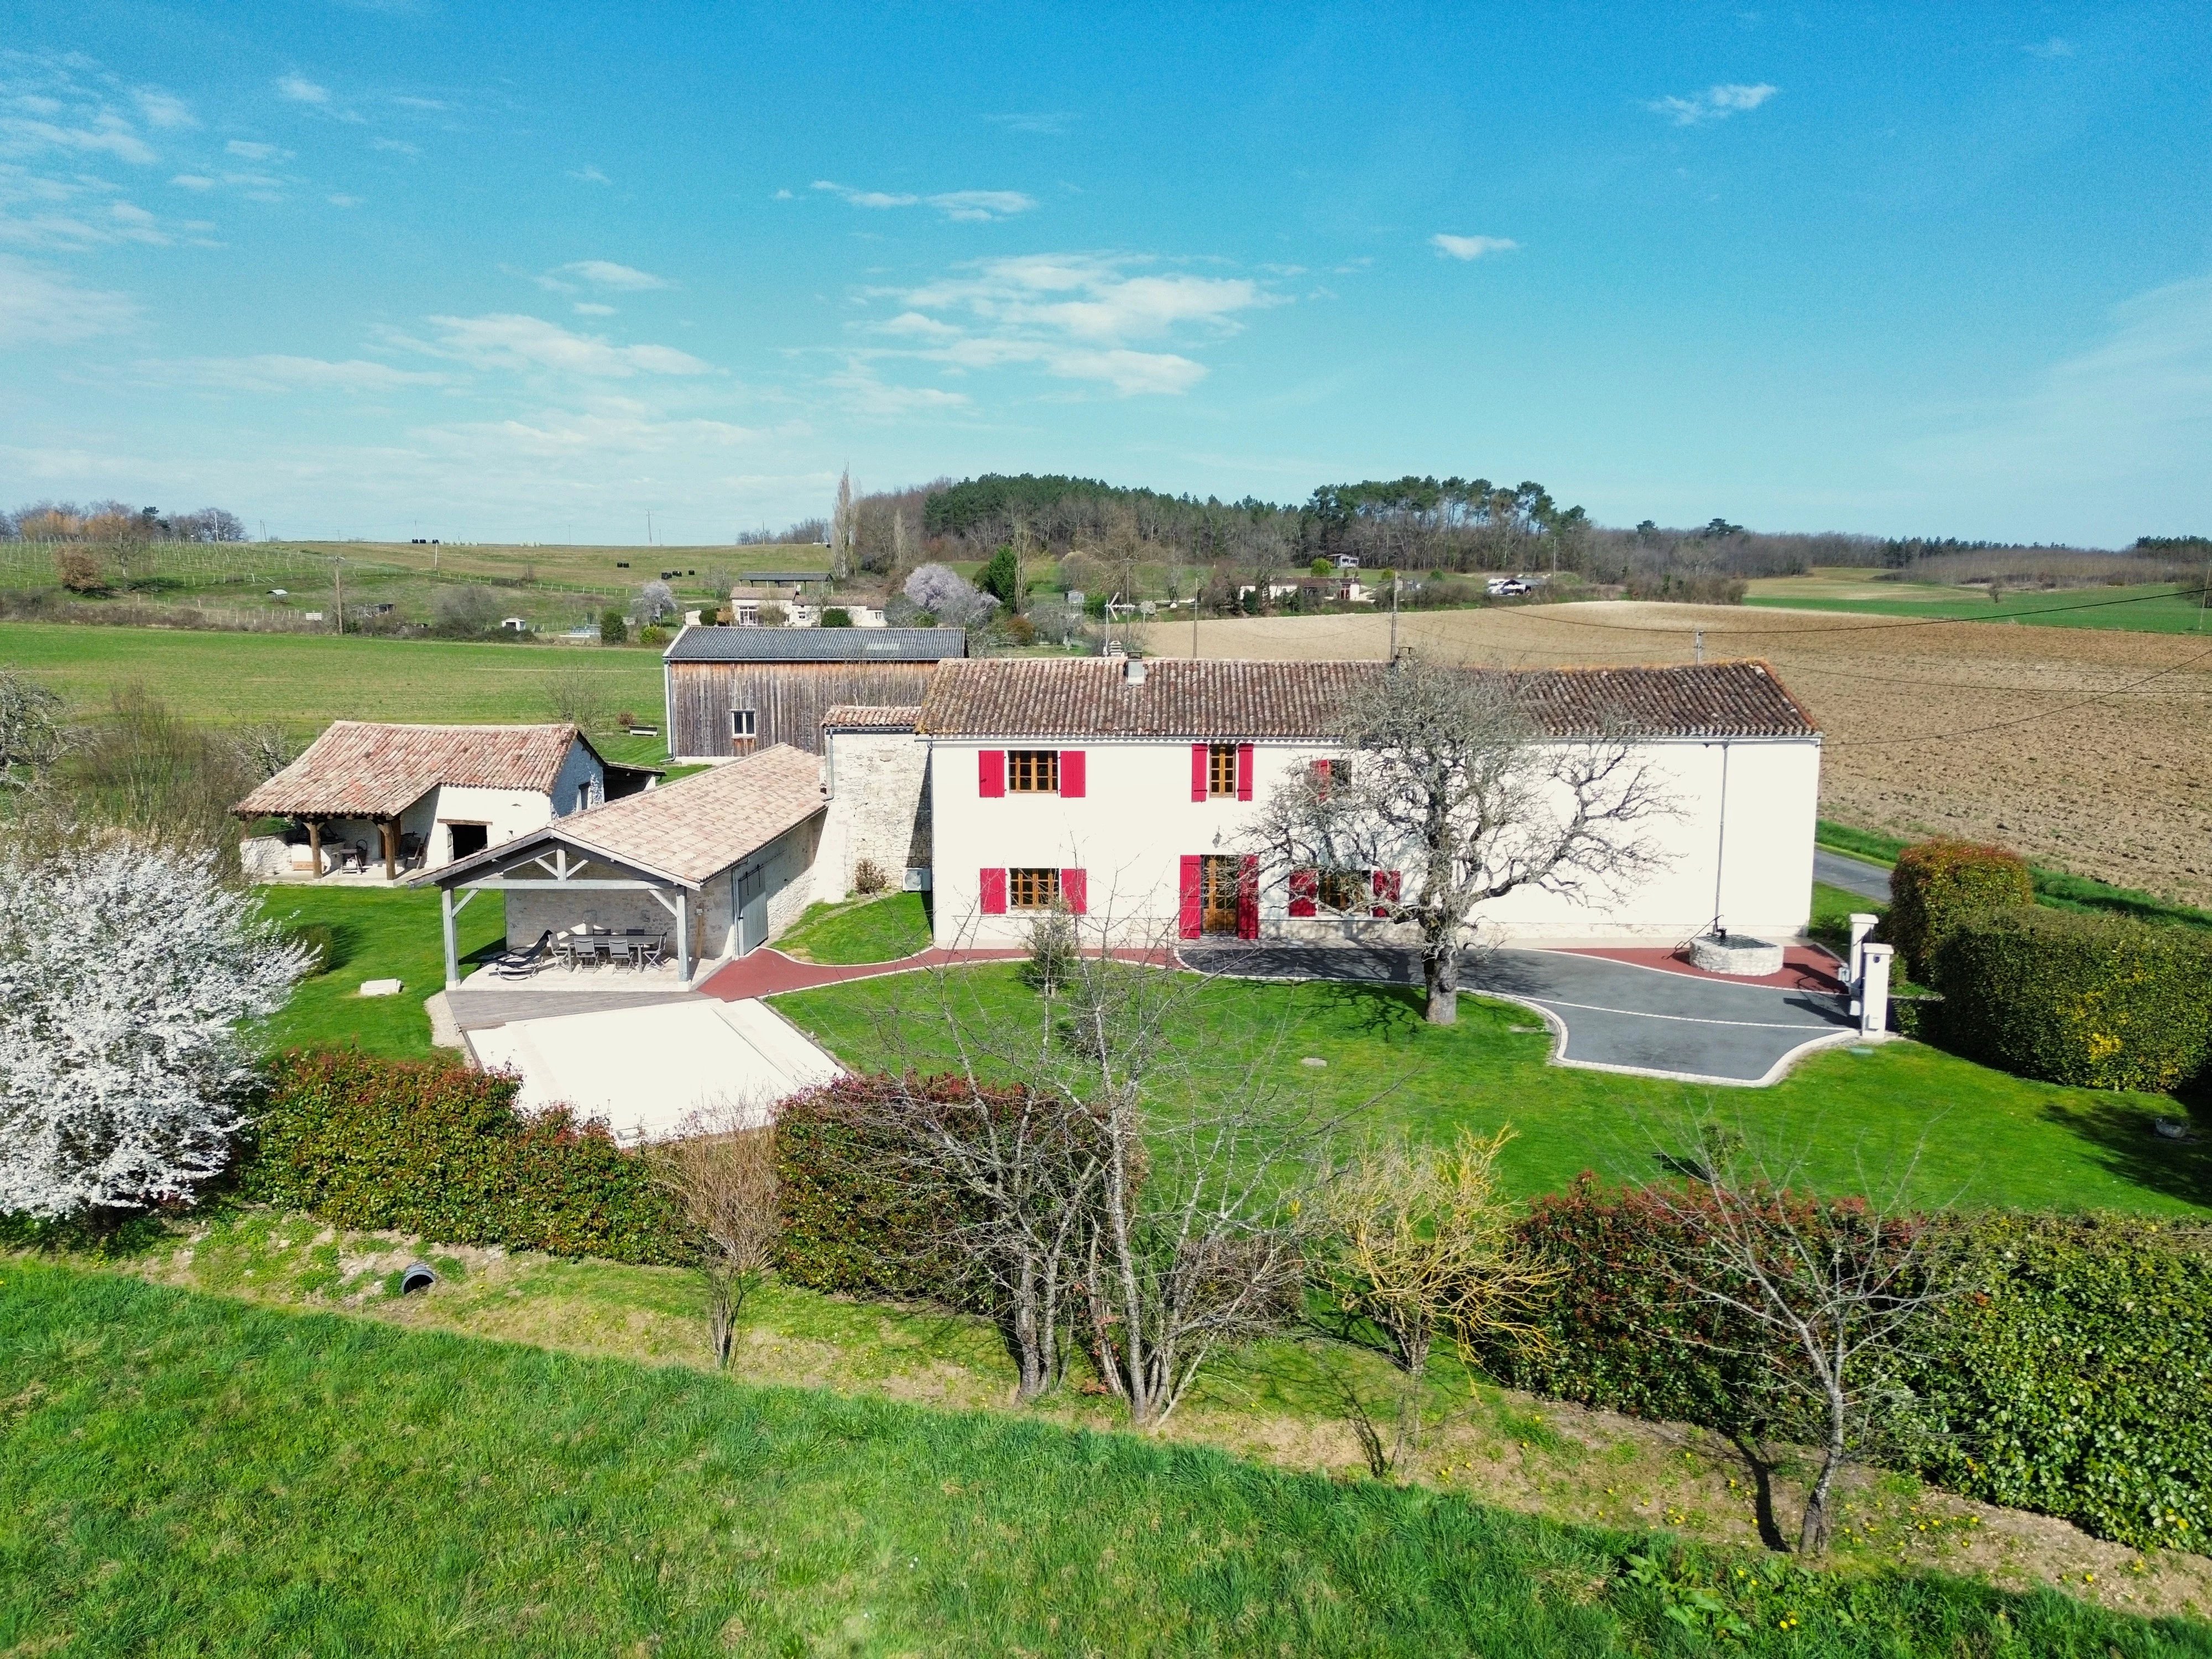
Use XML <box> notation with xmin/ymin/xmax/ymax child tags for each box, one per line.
<box><xmin>915</xmin><ymin>658</ymin><xmax>1819</xmax><ymax>742</ymax></box>
<box><xmin>662</xmin><ymin>625</ymin><xmax>966</xmax><ymax>664</ymax></box>
<box><xmin>233</xmin><ymin>722</ymin><xmax>592</xmax><ymax>819</ymax></box>
<box><xmin>421</xmin><ymin>743</ymin><xmax>828</xmax><ymax>889</ymax></box>
<box><xmin>822</xmin><ymin>705</ymin><xmax>921</xmax><ymax>732</ymax></box>
<box><xmin>736</xmin><ymin>570</ymin><xmax>833</xmax><ymax>583</ymax></box>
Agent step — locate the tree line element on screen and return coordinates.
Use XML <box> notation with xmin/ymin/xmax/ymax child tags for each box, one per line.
<box><xmin>6</xmin><ymin>500</ymin><xmax>247</xmax><ymax>544</ymax></box>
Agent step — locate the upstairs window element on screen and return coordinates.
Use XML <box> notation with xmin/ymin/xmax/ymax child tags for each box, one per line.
<box><xmin>1008</xmin><ymin>867</ymin><xmax>1062</xmax><ymax>910</ymax></box>
<box><xmin>1007</xmin><ymin>749</ymin><xmax>1060</xmax><ymax>793</ymax></box>
<box><xmin>731</xmin><ymin>708</ymin><xmax>758</xmax><ymax>739</ymax></box>
<box><xmin>1207</xmin><ymin>744</ymin><xmax>1238</xmax><ymax>798</ymax></box>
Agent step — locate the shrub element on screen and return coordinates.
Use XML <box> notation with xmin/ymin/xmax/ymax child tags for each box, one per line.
<box><xmin>243</xmin><ymin>1050</ymin><xmax>692</xmax><ymax>1264</ymax></box>
<box><xmin>1488</xmin><ymin>1178</ymin><xmax>2212</xmax><ymax>1551</ymax></box>
<box><xmin>54</xmin><ymin>549</ymin><xmax>106</xmax><ymax>593</ymax></box>
<box><xmin>1936</xmin><ymin>907</ymin><xmax>2212</xmax><ymax>1091</ymax></box>
<box><xmin>851</xmin><ymin>857</ymin><xmax>888</xmax><ymax>895</ymax></box>
<box><xmin>1887</xmin><ymin>839</ymin><xmax>2032</xmax><ymax>984</ymax></box>
<box><xmin>821</xmin><ymin>607</ymin><xmax>852</xmax><ymax>628</ymax></box>
<box><xmin>770</xmin><ymin>1076</ymin><xmax>989</xmax><ymax>1305</ymax></box>
<box><xmin>598</xmin><ymin>608</ymin><xmax>627</xmax><ymax>645</ymax></box>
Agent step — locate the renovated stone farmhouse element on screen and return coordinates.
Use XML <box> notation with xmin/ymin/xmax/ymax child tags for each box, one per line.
<box><xmin>882</xmin><ymin>655</ymin><xmax>1820</xmax><ymax>951</ymax></box>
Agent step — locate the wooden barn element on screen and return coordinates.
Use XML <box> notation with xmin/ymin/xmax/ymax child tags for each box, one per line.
<box><xmin>660</xmin><ymin>625</ymin><xmax>966</xmax><ymax>760</ymax></box>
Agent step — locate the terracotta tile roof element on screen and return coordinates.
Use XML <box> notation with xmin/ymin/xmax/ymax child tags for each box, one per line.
<box><xmin>234</xmin><ymin>722</ymin><xmax>585</xmax><ymax>818</ymax></box>
<box><xmin>821</xmin><ymin>705</ymin><xmax>920</xmax><ymax>732</ymax></box>
<box><xmin>425</xmin><ymin>743</ymin><xmax>827</xmax><ymax>888</ymax></box>
<box><xmin>915</xmin><ymin>658</ymin><xmax>1818</xmax><ymax>741</ymax></box>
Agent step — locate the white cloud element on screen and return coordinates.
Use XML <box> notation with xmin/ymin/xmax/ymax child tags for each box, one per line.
<box><xmin>573</xmin><ymin>301</ymin><xmax>615</xmax><ymax>316</ymax></box>
<box><xmin>182</xmin><ymin>354</ymin><xmax>448</xmax><ymax>393</ymax></box>
<box><xmin>276</xmin><ymin>75</ymin><xmax>331</xmax><ymax>105</ymax></box>
<box><xmin>411</xmin><ymin>312</ymin><xmax>711</xmax><ymax>378</ymax></box>
<box><xmin>570</xmin><ymin>165</ymin><xmax>610</xmax><ymax>184</ymax></box>
<box><xmin>556</xmin><ymin>259</ymin><xmax>670</xmax><ymax>291</ymax></box>
<box><xmin>1</xmin><ymin>112</ymin><xmax>158</xmax><ymax>165</ymax></box>
<box><xmin>1646</xmin><ymin>82</ymin><xmax>1777</xmax><ymax>126</ymax></box>
<box><xmin>855</xmin><ymin>252</ymin><xmax>1278</xmax><ymax>400</ymax></box>
<box><xmin>0</xmin><ymin>254</ymin><xmax>137</xmax><ymax>346</ymax></box>
<box><xmin>371</xmin><ymin>137</ymin><xmax>419</xmax><ymax>156</ymax></box>
<box><xmin>226</xmin><ymin>139</ymin><xmax>285</xmax><ymax>161</ymax></box>
<box><xmin>169</xmin><ymin>174</ymin><xmax>213</xmax><ymax>190</ymax></box>
<box><xmin>132</xmin><ymin>90</ymin><xmax>195</xmax><ymax>130</ymax></box>
<box><xmin>773</xmin><ymin>187</ymin><xmax>793</xmax><ymax>200</ymax></box>
<box><xmin>812</xmin><ymin>180</ymin><xmax>1035</xmax><ymax>221</ymax></box>
<box><xmin>2023</xmin><ymin>37</ymin><xmax>2075</xmax><ymax>59</ymax></box>
<box><xmin>1431</xmin><ymin>233</ymin><xmax>1519</xmax><ymax>261</ymax></box>
<box><xmin>827</xmin><ymin>361</ymin><xmax>973</xmax><ymax>416</ymax></box>
<box><xmin>327</xmin><ymin>193</ymin><xmax>362</xmax><ymax>207</ymax></box>
<box><xmin>984</xmin><ymin>112</ymin><xmax>1072</xmax><ymax>135</ymax></box>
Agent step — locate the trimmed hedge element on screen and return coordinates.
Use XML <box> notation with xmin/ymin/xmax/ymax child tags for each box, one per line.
<box><xmin>772</xmin><ymin>1076</ymin><xmax>987</xmax><ymax>1305</ymax></box>
<box><xmin>1937</xmin><ymin>907</ymin><xmax>2212</xmax><ymax>1091</ymax></box>
<box><xmin>1888</xmin><ymin>839</ymin><xmax>2032</xmax><ymax>984</ymax></box>
<box><xmin>1490</xmin><ymin>1177</ymin><xmax>2212</xmax><ymax>1551</ymax></box>
<box><xmin>244</xmin><ymin>1051</ymin><xmax>693</xmax><ymax>1265</ymax></box>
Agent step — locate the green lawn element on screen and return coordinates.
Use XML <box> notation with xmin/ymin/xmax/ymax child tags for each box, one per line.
<box><xmin>771</xmin><ymin>966</ymin><xmax>2211</xmax><ymax>1218</ymax></box>
<box><xmin>4</xmin><ymin>1262</ymin><xmax>2200</xmax><ymax>1658</ymax></box>
<box><xmin>1746</xmin><ymin>582</ymin><xmax>2212</xmax><ymax>634</ymax></box>
<box><xmin>0</xmin><ymin>619</ymin><xmax>667</xmax><ymax>730</ymax></box>
<box><xmin>257</xmin><ymin>885</ymin><xmax>503</xmax><ymax>1057</ymax></box>
<box><xmin>775</xmin><ymin>890</ymin><xmax>933</xmax><ymax>963</ymax></box>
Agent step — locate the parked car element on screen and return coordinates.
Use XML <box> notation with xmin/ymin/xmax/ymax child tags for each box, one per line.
<box><xmin>1486</xmin><ymin>576</ymin><xmax>1532</xmax><ymax>597</ymax></box>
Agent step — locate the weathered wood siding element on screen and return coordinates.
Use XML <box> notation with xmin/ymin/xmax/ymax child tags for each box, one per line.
<box><xmin>668</xmin><ymin>661</ymin><xmax>940</xmax><ymax>758</ymax></box>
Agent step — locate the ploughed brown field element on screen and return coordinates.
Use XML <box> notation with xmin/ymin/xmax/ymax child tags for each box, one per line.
<box><xmin>1144</xmin><ymin>602</ymin><xmax>2212</xmax><ymax>909</ymax></box>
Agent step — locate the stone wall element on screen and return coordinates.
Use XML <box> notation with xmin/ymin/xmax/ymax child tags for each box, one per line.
<box><xmin>820</xmin><ymin>731</ymin><xmax>929</xmax><ymax>900</ymax></box>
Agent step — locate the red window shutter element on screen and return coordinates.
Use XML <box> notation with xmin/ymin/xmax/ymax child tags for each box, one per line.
<box><xmin>1371</xmin><ymin>869</ymin><xmax>1401</xmax><ymax>918</ymax></box>
<box><xmin>1178</xmin><ymin>855</ymin><xmax>1202</xmax><ymax>938</ymax></box>
<box><xmin>1288</xmin><ymin>867</ymin><xmax>1319</xmax><ymax>919</ymax></box>
<box><xmin>978</xmin><ymin>749</ymin><xmax>1005</xmax><ymax>798</ymax></box>
<box><xmin>979</xmin><ymin>868</ymin><xmax>1007</xmax><ymax>915</ymax></box>
<box><xmin>1061</xmin><ymin>868</ymin><xmax>1087</xmax><ymax>915</ymax></box>
<box><xmin>1236</xmin><ymin>743</ymin><xmax>1254</xmax><ymax>802</ymax></box>
<box><xmin>1191</xmin><ymin>744</ymin><xmax>1208</xmax><ymax>802</ymax></box>
<box><xmin>1237</xmin><ymin>854</ymin><xmax>1260</xmax><ymax>940</ymax></box>
<box><xmin>1058</xmin><ymin>749</ymin><xmax>1086</xmax><ymax>798</ymax></box>
<box><xmin>1309</xmin><ymin>758</ymin><xmax>1330</xmax><ymax>800</ymax></box>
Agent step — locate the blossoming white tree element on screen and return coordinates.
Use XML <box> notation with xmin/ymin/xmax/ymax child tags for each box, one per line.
<box><xmin>0</xmin><ymin>841</ymin><xmax>311</xmax><ymax>1219</ymax></box>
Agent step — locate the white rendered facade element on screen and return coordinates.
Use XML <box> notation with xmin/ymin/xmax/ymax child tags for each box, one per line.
<box><xmin>925</xmin><ymin>733</ymin><xmax>1818</xmax><ymax>951</ymax></box>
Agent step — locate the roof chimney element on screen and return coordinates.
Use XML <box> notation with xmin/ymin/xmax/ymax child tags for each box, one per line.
<box><xmin>1124</xmin><ymin>654</ymin><xmax>1147</xmax><ymax>685</ymax></box>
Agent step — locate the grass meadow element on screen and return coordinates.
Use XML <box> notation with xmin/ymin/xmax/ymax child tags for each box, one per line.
<box><xmin>5</xmin><ymin>1261</ymin><xmax>2205</xmax><ymax>1657</ymax></box>
<box><xmin>1744</xmin><ymin>572</ymin><xmax>2212</xmax><ymax>634</ymax></box>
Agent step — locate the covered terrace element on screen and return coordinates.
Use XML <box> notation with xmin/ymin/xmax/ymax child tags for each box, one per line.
<box><xmin>415</xmin><ymin>743</ymin><xmax>828</xmax><ymax>991</ymax></box>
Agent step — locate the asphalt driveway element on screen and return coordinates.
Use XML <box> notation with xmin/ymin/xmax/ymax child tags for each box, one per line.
<box><xmin>1814</xmin><ymin>848</ymin><xmax>1893</xmax><ymax>901</ymax></box>
<box><xmin>1179</xmin><ymin>943</ymin><xmax>1858</xmax><ymax>1086</ymax></box>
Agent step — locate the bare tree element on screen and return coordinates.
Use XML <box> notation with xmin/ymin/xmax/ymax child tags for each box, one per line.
<box><xmin>540</xmin><ymin>669</ymin><xmax>609</xmax><ymax>732</ymax></box>
<box><xmin>1248</xmin><ymin>658</ymin><xmax>1671</xmax><ymax>1024</ymax></box>
<box><xmin>830</xmin><ymin>467</ymin><xmax>855</xmax><ymax>581</ymax></box>
<box><xmin>863</xmin><ymin>904</ymin><xmax>1339</xmax><ymax>1425</ymax></box>
<box><xmin>227</xmin><ymin>725</ymin><xmax>299</xmax><ymax>784</ymax></box>
<box><xmin>0</xmin><ymin>668</ymin><xmax>67</xmax><ymax>782</ymax></box>
<box><xmin>1645</xmin><ymin>1120</ymin><xmax>1953</xmax><ymax>1556</ymax></box>
<box><xmin>650</xmin><ymin>1101</ymin><xmax>780</xmax><ymax>1369</ymax></box>
<box><xmin>1312</xmin><ymin>1128</ymin><xmax>1558</xmax><ymax>1472</ymax></box>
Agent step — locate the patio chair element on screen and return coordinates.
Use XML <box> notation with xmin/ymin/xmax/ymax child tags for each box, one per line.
<box><xmin>639</xmin><ymin>936</ymin><xmax>666</xmax><ymax>969</ymax></box>
<box><xmin>494</xmin><ymin>931</ymin><xmax>554</xmax><ymax>980</ymax></box>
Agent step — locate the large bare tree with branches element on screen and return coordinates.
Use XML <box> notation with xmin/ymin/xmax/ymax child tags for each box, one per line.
<box><xmin>1249</xmin><ymin>657</ymin><xmax>1672</xmax><ymax>1023</ymax></box>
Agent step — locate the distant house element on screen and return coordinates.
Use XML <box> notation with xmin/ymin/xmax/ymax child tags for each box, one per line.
<box><xmin>233</xmin><ymin>721</ymin><xmax>659</xmax><ymax>880</ymax></box>
<box><xmin>661</xmin><ymin>624</ymin><xmax>966</xmax><ymax>761</ymax></box>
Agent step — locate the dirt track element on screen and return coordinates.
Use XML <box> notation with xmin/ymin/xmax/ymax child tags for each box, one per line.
<box><xmin>1144</xmin><ymin>603</ymin><xmax>2212</xmax><ymax>908</ymax></box>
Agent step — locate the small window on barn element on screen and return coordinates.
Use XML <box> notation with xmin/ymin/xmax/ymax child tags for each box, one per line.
<box><xmin>1008</xmin><ymin>867</ymin><xmax>1062</xmax><ymax>910</ymax></box>
<box><xmin>1007</xmin><ymin>750</ymin><xmax>1060</xmax><ymax>793</ymax></box>
<box><xmin>1207</xmin><ymin>744</ymin><xmax>1238</xmax><ymax>798</ymax></box>
<box><xmin>731</xmin><ymin>708</ymin><xmax>758</xmax><ymax>739</ymax></box>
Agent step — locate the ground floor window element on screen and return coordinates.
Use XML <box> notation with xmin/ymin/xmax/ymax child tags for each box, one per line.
<box><xmin>1289</xmin><ymin>865</ymin><xmax>1399</xmax><ymax>918</ymax></box>
<box><xmin>731</xmin><ymin>708</ymin><xmax>757</xmax><ymax>739</ymax></box>
<box><xmin>1009</xmin><ymin>867</ymin><xmax>1061</xmax><ymax>910</ymax></box>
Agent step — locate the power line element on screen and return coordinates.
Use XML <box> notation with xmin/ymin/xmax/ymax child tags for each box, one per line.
<box><xmin>1823</xmin><ymin>639</ymin><xmax>2212</xmax><ymax>751</ymax></box>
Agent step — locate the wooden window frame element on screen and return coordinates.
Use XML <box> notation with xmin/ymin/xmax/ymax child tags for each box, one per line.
<box><xmin>1006</xmin><ymin>749</ymin><xmax>1060</xmax><ymax>794</ymax></box>
<box><xmin>1207</xmin><ymin>744</ymin><xmax>1238</xmax><ymax>799</ymax></box>
<box><xmin>1008</xmin><ymin>867</ymin><xmax>1062</xmax><ymax>910</ymax></box>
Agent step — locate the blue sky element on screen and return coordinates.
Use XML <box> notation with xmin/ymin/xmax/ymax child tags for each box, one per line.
<box><xmin>1</xmin><ymin>3</ymin><xmax>2206</xmax><ymax>546</ymax></box>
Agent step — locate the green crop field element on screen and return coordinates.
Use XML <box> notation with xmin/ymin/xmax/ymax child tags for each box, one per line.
<box><xmin>1744</xmin><ymin>572</ymin><xmax>2211</xmax><ymax>634</ymax></box>
<box><xmin>4</xmin><ymin>1262</ymin><xmax>2202</xmax><ymax>1657</ymax></box>
<box><xmin>0</xmin><ymin>619</ymin><xmax>667</xmax><ymax>731</ymax></box>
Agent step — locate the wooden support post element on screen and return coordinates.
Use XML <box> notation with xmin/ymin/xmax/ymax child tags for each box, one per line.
<box><xmin>441</xmin><ymin>886</ymin><xmax>460</xmax><ymax>988</ymax></box>
<box><xmin>305</xmin><ymin>819</ymin><xmax>323</xmax><ymax>878</ymax></box>
<box><xmin>380</xmin><ymin>820</ymin><xmax>398</xmax><ymax>881</ymax></box>
<box><xmin>675</xmin><ymin>889</ymin><xmax>692</xmax><ymax>989</ymax></box>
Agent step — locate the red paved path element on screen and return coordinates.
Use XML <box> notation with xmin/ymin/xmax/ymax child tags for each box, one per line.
<box><xmin>1555</xmin><ymin>943</ymin><xmax>1846</xmax><ymax>994</ymax></box>
<box><xmin>695</xmin><ymin>946</ymin><xmax>1025</xmax><ymax>1000</ymax></box>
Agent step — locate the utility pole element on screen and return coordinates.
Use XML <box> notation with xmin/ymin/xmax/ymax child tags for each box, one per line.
<box><xmin>1693</xmin><ymin>628</ymin><xmax>1703</xmax><ymax>664</ymax></box>
<box><xmin>1390</xmin><ymin>573</ymin><xmax>1400</xmax><ymax>660</ymax></box>
<box><xmin>332</xmin><ymin>557</ymin><xmax>345</xmax><ymax>635</ymax></box>
<box><xmin>646</xmin><ymin>509</ymin><xmax>654</xmax><ymax>546</ymax></box>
